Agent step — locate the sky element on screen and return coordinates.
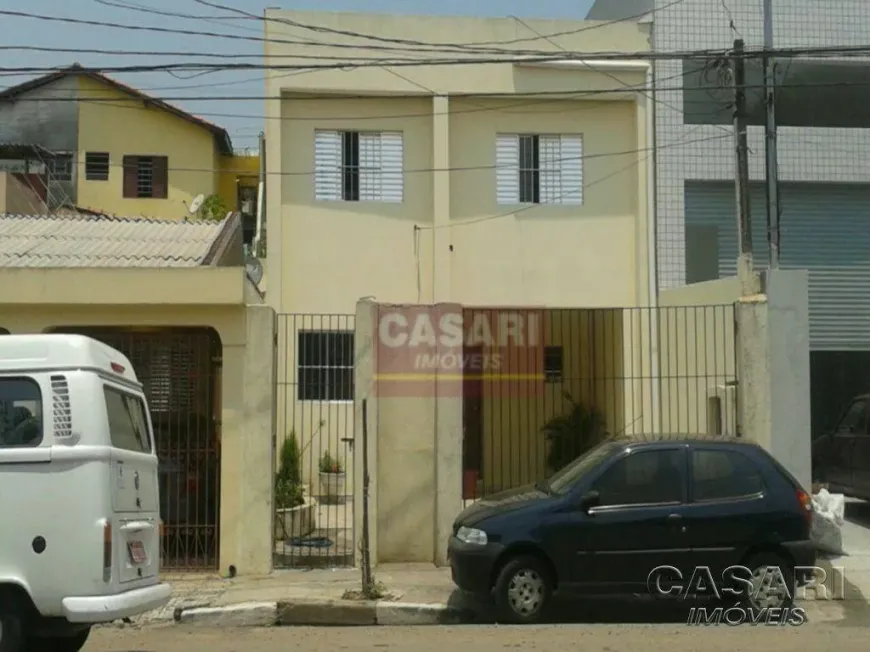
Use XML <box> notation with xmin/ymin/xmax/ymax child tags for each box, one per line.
<box><xmin>0</xmin><ymin>0</ymin><xmax>596</xmax><ymax>151</ymax></box>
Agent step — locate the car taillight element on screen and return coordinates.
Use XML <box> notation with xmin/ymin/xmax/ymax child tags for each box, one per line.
<box><xmin>103</xmin><ymin>521</ymin><xmax>112</xmax><ymax>583</ymax></box>
<box><xmin>797</xmin><ymin>489</ymin><xmax>813</xmax><ymax>527</ymax></box>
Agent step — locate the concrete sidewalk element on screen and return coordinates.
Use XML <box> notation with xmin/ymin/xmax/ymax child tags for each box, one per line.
<box><xmin>112</xmin><ymin>556</ymin><xmax>866</xmax><ymax>629</ymax></box>
<box><xmin>124</xmin><ymin>564</ymin><xmax>463</xmax><ymax>628</ymax></box>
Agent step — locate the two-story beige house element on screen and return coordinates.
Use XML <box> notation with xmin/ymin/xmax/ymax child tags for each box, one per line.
<box><xmin>265</xmin><ymin>12</ymin><xmax>654</xmax><ymax>315</ymax></box>
<box><xmin>262</xmin><ymin>12</ymin><xmax>657</xmax><ymax>551</ymax></box>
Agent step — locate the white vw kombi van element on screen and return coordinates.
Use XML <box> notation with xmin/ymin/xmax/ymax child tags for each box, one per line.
<box><xmin>0</xmin><ymin>334</ymin><xmax>171</xmax><ymax>652</ymax></box>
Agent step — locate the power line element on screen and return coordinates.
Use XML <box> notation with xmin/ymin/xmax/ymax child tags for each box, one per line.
<box><xmin>9</xmin><ymin>78</ymin><xmax>870</xmax><ymax>104</ymax></box>
<box><xmin>53</xmin><ymin>132</ymin><xmax>726</xmax><ymax>178</ymax></box>
<box><xmin>194</xmin><ymin>0</ymin><xmax>689</xmax><ymax>51</ymax></box>
<box><xmin>5</xmin><ymin>9</ymin><xmax>870</xmax><ymax>65</ymax></box>
<box><xmin>0</xmin><ymin>8</ymin><xmax>669</xmax><ymax>59</ymax></box>
<box><xmin>417</xmin><ymin>131</ymin><xmax>731</xmax><ymax>231</ymax></box>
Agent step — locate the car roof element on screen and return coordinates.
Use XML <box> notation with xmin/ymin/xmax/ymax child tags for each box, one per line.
<box><xmin>609</xmin><ymin>434</ymin><xmax>759</xmax><ymax>450</ymax></box>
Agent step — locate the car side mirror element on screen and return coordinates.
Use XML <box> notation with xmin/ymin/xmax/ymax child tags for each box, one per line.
<box><xmin>579</xmin><ymin>490</ymin><xmax>600</xmax><ymax>511</ymax></box>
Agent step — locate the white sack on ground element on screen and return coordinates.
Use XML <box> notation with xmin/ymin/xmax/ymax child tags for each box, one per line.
<box><xmin>811</xmin><ymin>488</ymin><xmax>845</xmax><ymax>555</ymax></box>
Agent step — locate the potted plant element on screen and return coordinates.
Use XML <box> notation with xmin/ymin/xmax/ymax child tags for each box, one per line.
<box><xmin>318</xmin><ymin>451</ymin><xmax>345</xmax><ymax>504</ymax></box>
<box><xmin>542</xmin><ymin>393</ymin><xmax>607</xmax><ymax>473</ymax></box>
<box><xmin>274</xmin><ymin>433</ymin><xmax>315</xmax><ymax>541</ymax></box>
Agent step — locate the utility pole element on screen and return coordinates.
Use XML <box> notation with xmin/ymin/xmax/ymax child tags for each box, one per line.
<box><xmin>731</xmin><ymin>39</ymin><xmax>754</xmax><ymax>294</ymax></box>
<box><xmin>763</xmin><ymin>0</ymin><xmax>780</xmax><ymax>267</ymax></box>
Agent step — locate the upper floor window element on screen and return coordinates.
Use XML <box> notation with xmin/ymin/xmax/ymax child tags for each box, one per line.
<box><xmin>496</xmin><ymin>133</ymin><xmax>583</xmax><ymax>205</ymax></box>
<box><xmin>85</xmin><ymin>152</ymin><xmax>110</xmax><ymax>181</ymax></box>
<box><xmin>47</xmin><ymin>154</ymin><xmax>73</xmax><ymax>182</ymax></box>
<box><xmin>122</xmin><ymin>155</ymin><xmax>168</xmax><ymax>199</ymax></box>
<box><xmin>314</xmin><ymin>130</ymin><xmax>403</xmax><ymax>203</ymax></box>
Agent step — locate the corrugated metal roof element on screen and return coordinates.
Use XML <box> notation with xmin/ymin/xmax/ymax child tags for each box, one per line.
<box><xmin>0</xmin><ymin>213</ymin><xmax>230</xmax><ymax>268</ymax></box>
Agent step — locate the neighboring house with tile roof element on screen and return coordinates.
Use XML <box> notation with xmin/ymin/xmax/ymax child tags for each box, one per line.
<box><xmin>0</xmin><ymin>65</ymin><xmax>260</xmax><ymax>247</ymax></box>
<box><xmin>0</xmin><ymin>209</ymin><xmax>274</xmax><ymax>577</ymax></box>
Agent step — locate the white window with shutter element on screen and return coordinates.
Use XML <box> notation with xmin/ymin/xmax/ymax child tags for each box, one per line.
<box><xmin>314</xmin><ymin>129</ymin><xmax>403</xmax><ymax>203</ymax></box>
<box><xmin>495</xmin><ymin>133</ymin><xmax>583</xmax><ymax>206</ymax></box>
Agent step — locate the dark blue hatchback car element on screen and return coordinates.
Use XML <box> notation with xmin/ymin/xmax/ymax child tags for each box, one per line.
<box><xmin>448</xmin><ymin>437</ymin><xmax>816</xmax><ymax>623</ymax></box>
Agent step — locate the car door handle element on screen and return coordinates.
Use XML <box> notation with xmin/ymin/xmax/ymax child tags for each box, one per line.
<box><xmin>666</xmin><ymin>513</ymin><xmax>682</xmax><ymax>521</ymax></box>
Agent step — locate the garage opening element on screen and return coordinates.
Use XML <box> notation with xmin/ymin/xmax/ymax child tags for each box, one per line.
<box><xmin>49</xmin><ymin>326</ymin><xmax>222</xmax><ymax>571</ymax></box>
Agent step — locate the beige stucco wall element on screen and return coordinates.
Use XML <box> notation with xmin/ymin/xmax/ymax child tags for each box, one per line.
<box><xmin>264</xmin><ymin>11</ymin><xmax>653</xmax><ymax>314</ymax></box>
<box><xmin>0</xmin><ymin>267</ymin><xmax>274</xmax><ymax>575</ymax></box>
<box><xmin>76</xmin><ymin>76</ymin><xmax>220</xmax><ymax>218</ymax></box>
<box><xmin>264</xmin><ymin>14</ymin><xmax>654</xmax><ymax>488</ymax></box>
<box><xmin>658</xmin><ymin>278</ymin><xmax>741</xmax><ymax>436</ymax></box>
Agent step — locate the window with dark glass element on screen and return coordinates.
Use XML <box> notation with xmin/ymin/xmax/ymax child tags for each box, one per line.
<box><xmin>0</xmin><ymin>377</ymin><xmax>43</xmax><ymax>447</ymax></box>
<box><xmin>691</xmin><ymin>449</ymin><xmax>764</xmax><ymax>502</ymax></box>
<box><xmin>544</xmin><ymin>346</ymin><xmax>563</xmax><ymax>383</ymax></box>
<box><xmin>592</xmin><ymin>449</ymin><xmax>685</xmax><ymax>506</ymax></box>
<box><xmin>85</xmin><ymin>152</ymin><xmax>110</xmax><ymax>181</ymax></box>
<box><xmin>104</xmin><ymin>386</ymin><xmax>152</xmax><ymax>453</ymax></box>
<box><xmin>518</xmin><ymin>134</ymin><xmax>540</xmax><ymax>204</ymax></box>
<box><xmin>297</xmin><ymin>331</ymin><xmax>355</xmax><ymax>401</ymax></box>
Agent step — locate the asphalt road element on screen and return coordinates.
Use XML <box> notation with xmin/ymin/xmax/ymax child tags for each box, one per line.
<box><xmin>87</xmin><ymin>622</ymin><xmax>869</xmax><ymax>652</ymax></box>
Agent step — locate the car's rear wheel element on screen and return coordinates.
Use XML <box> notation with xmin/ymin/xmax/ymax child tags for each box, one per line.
<box><xmin>744</xmin><ymin>552</ymin><xmax>795</xmax><ymax>610</ymax></box>
<box><xmin>0</xmin><ymin>595</ymin><xmax>23</xmax><ymax>652</ymax></box>
<box><xmin>492</xmin><ymin>555</ymin><xmax>553</xmax><ymax>624</ymax></box>
<box><xmin>27</xmin><ymin>627</ymin><xmax>91</xmax><ymax>652</ymax></box>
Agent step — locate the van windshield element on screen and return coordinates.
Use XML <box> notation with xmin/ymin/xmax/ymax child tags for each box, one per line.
<box><xmin>104</xmin><ymin>386</ymin><xmax>152</xmax><ymax>453</ymax></box>
<box><xmin>546</xmin><ymin>441</ymin><xmax>620</xmax><ymax>495</ymax></box>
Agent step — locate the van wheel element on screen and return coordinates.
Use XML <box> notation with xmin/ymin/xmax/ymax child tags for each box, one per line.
<box><xmin>26</xmin><ymin>628</ymin><xmax>91</xmax><ymax>652</ymax></box>
<box><xmin>744</xmin><ymin>552</ymin><xmax>795</xmax><ymax>610</ymax></box>
<box><xmin>492</xmin><ymin>555</ymin><xmax>553</xmax><ymax>624</ymax></box>
<box><xmin>0</xmin><ymin>596</ymin><xmax>23</xmax><ymax>652</ymax></box>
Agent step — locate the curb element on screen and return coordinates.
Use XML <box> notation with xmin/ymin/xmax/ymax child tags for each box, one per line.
<box><xmin>176</xmin><ymin>598</ymin><xmax>467</xmax><ymax>627</ymax></box>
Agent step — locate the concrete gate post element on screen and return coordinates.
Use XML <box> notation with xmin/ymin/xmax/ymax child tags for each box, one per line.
<box><xmin>736</xmin><ymin>269</ymin><xmax>811</xmax><ymax>489</ymax></box>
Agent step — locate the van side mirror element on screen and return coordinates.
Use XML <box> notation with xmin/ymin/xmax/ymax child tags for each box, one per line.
<box><xmin>579</xmin><ymin>490</ymin><xmax>600</xmax><ymax>511</ymax></box>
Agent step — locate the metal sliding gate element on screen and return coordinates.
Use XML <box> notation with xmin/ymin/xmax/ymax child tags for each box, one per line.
<box><xmin>460</xmin><ymin>305</ymin><xmax>738</xmax><ymax>502</ymax></box>
<box><xmin>52</xmin><ymin>326</ymin><xmax>222</xmax><ymax>571</ymax></box>
<box><xmin>274</xmin><ymin>314</ymin><xmax>356</xmax><ymax>568</ymax></box>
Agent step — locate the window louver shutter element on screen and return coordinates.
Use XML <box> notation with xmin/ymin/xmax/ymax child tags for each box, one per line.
<box><xmin>379</xmin><ymin>132</ymin><xmax>404</xmax><ymax>203</ymax></box>
<box><xmin>559</xmin><ymin>135</ymin><xmax>584</xmax><ymax>205</ymax></box>
<box><xmin>314</xmin><ymin>130</ymin><xmax>342</xmax><ymax>201</ymax></box>
<box><xmin>539</xmin><ymin>136</ymin><xmax>562</xmax><ymax>204</ymax></box>
<box><xmin>496</xmin><ymin>134</ymin><xmax>520</xmax><ymax>205</ymax></box>
<box><xmin>50</xmin><ymin>375</ymin><xmax>72</xmax><ymax>438</ymax></box>
<box><xmin>359</xmin><ymin>132</ymin><xmax>382</xmax><ymax>201</ymax></box>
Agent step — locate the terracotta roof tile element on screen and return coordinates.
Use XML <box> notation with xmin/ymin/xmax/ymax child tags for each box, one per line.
<box><xmin>0</xmin><ymin>213</ymin><xmax>231</xmax><ymax>267</ymax></box>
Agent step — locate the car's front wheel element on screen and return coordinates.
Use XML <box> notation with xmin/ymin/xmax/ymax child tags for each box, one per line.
<box><xmin>27</xmin><ymin>627</ymin><xmax>91</xmax><ymax>652</ymax></box>
<box><xmin>492</xmin><ymin>555</ymin><xmax>553</xmax><ymax>624</ymax></box>
<box><xmin>0</xmin><ymin>594</ymin><xmax>23</xmax><ymax>652</ymax></box>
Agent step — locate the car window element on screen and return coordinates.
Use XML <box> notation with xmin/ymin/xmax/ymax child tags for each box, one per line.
<box><xmin>547</xmin><ymin>441</ymin><xmax>621</xmax><ymax>495</ymax></box>
<box><xmin>104</xmin><ymin>386</ymin><xmax>152</xmax><ymax>453</ymax></box>
<box><xmin>591</xmin><ymin>449</ymin><xmax>685</xmax><ymax>507</ymax></box>
<box><xmin>0</xmin><ymin>377</ymin><xmax>43</xmax><ymax>448</ymax></box>
<box><xmin>835</xmin><ymin>398</ymin><xmax>868</xmax><ymax>435</ymax></box>
<box><xmin>691</xmin><ymin>449</ymin><xmax>764</xmax><ymax>502</ymax></box>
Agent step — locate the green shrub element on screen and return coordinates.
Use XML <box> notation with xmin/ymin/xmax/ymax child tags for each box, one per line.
<box><xmin>275</xmin><ymin>433</ymin><xmax>304</xmax><ymax>508</ymax></box>
<box><xmin>542</xmin><ymin>394</ymin><xmax>607</xmax><ymax>472</ymax></box>
<box><xmin>319</xmin><ymin>451</ymin><xmax>343</xmax><ymax>474</ymax></box>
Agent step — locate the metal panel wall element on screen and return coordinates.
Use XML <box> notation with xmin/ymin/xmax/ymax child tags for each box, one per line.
<box><xmin>0</xmin><ymin>76</ymin><xmax>80</xmax><ymax>208</ymax></box>
<box><xmin>685</xmin><ymin>181</ymin><xmax>870</xmax><ymax>350</ymax></box>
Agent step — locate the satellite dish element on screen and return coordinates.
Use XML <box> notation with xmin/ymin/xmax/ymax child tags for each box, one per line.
<box><xmin>245</xmin><ymin>256</ymin><xmax>264</xmax><ymax>285</ymax></box>
<box><xmin>188</xmin><ymin>193</ymin><xmax>205</xmax><ymax>214</ymax></box>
